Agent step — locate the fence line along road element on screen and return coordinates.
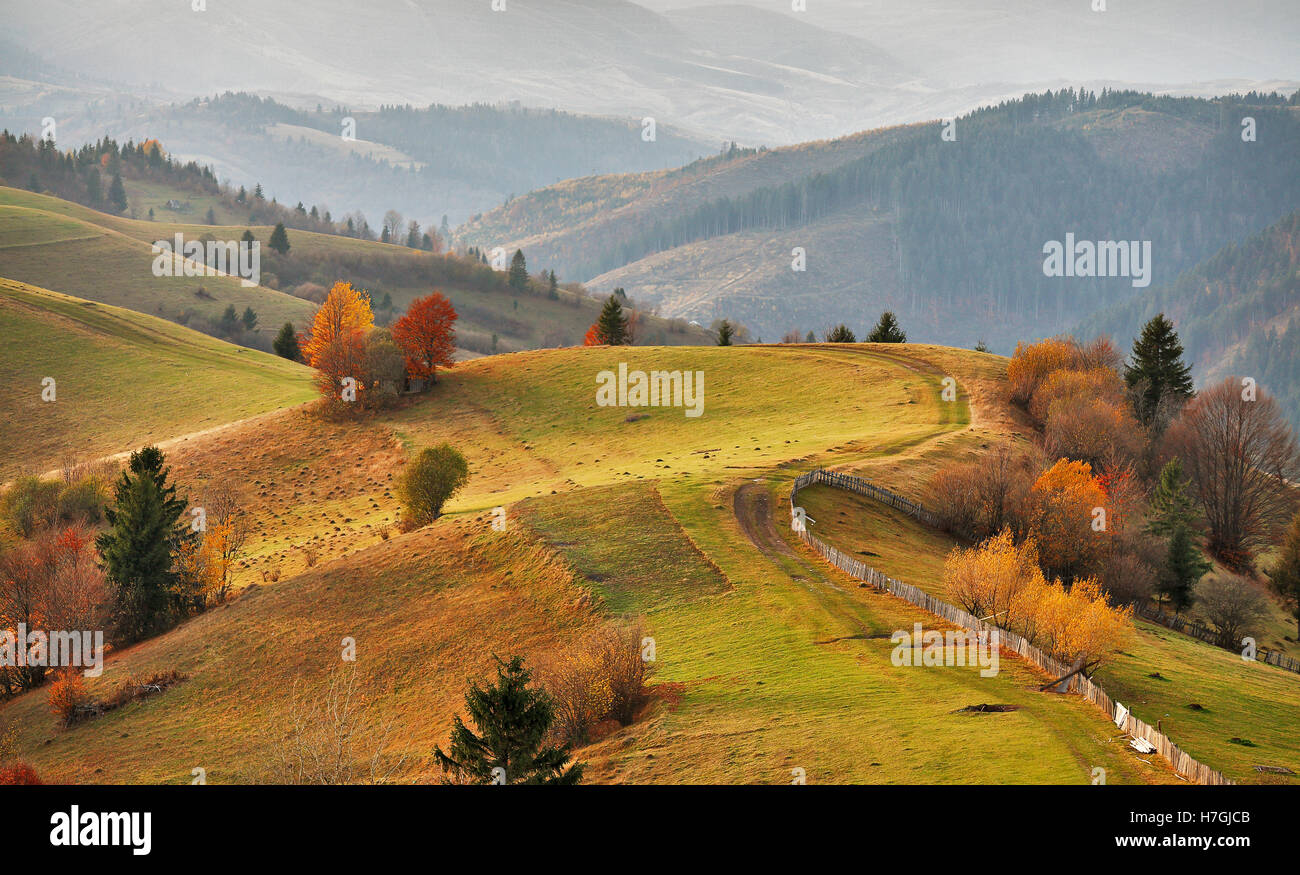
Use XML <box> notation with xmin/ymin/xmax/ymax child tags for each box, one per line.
<box><xmin>789</xmin><ymin>468</ymin><xmax>1234</xmax><ymax>786</ymax></box>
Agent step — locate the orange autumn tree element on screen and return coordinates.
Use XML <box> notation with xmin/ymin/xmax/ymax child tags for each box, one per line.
<box><xmin>1026</xmin><ymin>458</ymin><xmax>1110</xmax><ymax>583</ymax></box>
<box><xmin>392</xmin><ymin>292</ymin><xmax>457</xmax><ymax>383</ymax></box>
<box><xmin>303</xmin><ymin>281</ymin><xmax>374</xmax><ymax>402</ymax></box>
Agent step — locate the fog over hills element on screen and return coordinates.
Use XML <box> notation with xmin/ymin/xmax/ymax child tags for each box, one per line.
<box><xmin>8</xmin><ymin>0</ymin><xmax>1295</xmax><ymax>149</ymax></box>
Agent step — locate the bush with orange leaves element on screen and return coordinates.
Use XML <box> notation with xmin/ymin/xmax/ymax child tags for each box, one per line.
<box><xmin>946</xmin><ymin>533</ymin><xmax>1132</xmax><ymax>673</ymax></box>
<box><xmin>47</xmin><ymin>671</ymin><xmax>92</xmax><ymax>727</ymax></box>
<box><xmin>1010</xmin><ymin>576</ymin><xmax>1132</xmax><ymax>673</ymax></box>
<box><xmin>0</xmin><ymin>762</ymin><xmax>41</xmax><ymax>784</ymax></box>
<box><xmin>539</xmin><ymin>622</ymin><xmax>653</xmax><ymax>745</ymax></box>
<box><xmin>1025</xmin><ymin>459</ymin><xmax>1110</xmax><ymax>583</ymax></box>
<box><xmin>1006</xmin><ymin>337</ymin><xmax>1078</xmax><ymax>406</ymax></box>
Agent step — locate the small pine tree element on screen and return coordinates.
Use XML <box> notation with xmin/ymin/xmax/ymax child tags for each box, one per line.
<box><xmin>1125</xmin><ymin>313</ymin><xmax>1194</xmax><ymax>426</ymax></box>
<box><xmin>108</xmin><ymin>173</ymin><xmax>128</xmax><ymax>213</ymax></box>
<box><xmin>1268</xmin><ymin>510</ymin><xmax>1300</xmax><ymax>638</ymax></box>
<box><xmin>974</xmin><ymin>339</ymin><xmax>989</xmax><ymax>353</ymax></box>
<box><xmin>866</xmin><ymin>310</ymin><xmax>906</xmax><ymax>343</ymax></box>
<box><xmin>241</xmin><ymin>229</ymin><xmax>256</xmax><ymax>244</ymax></box>
<box><xmin>715</xmin><ymin>319</ymin><xmax>735</xmax><ymax>346</ymax></box>
<box><xmin>1145</xmin><ymin>458</ymin><xmax>1198</xmax><ymax>538</ymax></box>
<box><xmin>268</xmin><ymin>222</ymin><xmax>290</xmax><ymax>255</ymax></box>
<box><xmin>547</xmin><ymin>270</ymin><xmax>559</xmax><ymax>300</ymax></box>
<box><xmin>825</xmin><ymin>324</ymin><xmax>856</xmax><ymax>343</ymax></box>
<box><xmin>273</xmin><ymin>322</ymin><xmax>300</xmax><ymax>361</ymax></box>
<box><xmin>805</xmin><ymin>330</ymin><xmax>816</xmax><ymax>343</ymax></box>
<box><xmin>219</xmin><ymin>305</ymin><xmax>240</xmax><ymax>337</ymax></box>
<box><xmin>433</xmin><ymin>656</ymin><xmax>583</xmax><ymax>785</ymax></box>
<box><xmin>508</xmin><ymin>249</ymin><xmax>529</xmax><ymax>291</ymax></box>
<box><xmin>1160</xmin><ymin>524</ymin><xmax>1211</xmax><ymax>613</ymax></box>
<box><xmin>241</xmin><ymin>306</ymin><xmax>258</xmax><ymax>332</ymax></box>
<box><xmin>589</xmin><ymin>295</ymin><xmax>629</xmax><ymax>345</ymax></box>
<box><xmin>95</xmin><ymin>447</ymin><xmax>191</xmax><ymax>641</ymax></box>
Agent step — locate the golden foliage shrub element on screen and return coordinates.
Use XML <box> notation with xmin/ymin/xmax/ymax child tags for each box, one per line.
<box><xmin>540</xmin><ymin>623</ymin><xmax>652</xmax><ymax>745</ymax></box>
<box><xmin>946</xmin><ymin>534</ymin><xmax>1133</xmax><ymax>670</ymax></box>
<box><xmin>47</xmin><ymin>672</ymin><xmax>90</xmax><ymax>727</ymax></box>
<box><xmin>1026</xmin><ymin>459</ymin><xmax>1110</xmax><ymax>582</ymax></box>
<box><xmin>1006</xmin><ymin>337</ymin><xmax>1078</xmax><ymax>406</ymax></box>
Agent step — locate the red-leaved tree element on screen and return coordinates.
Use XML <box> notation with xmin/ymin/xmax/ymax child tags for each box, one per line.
<box><xmin>392</xmin><ymin>292</ymin><xmax>458</xmax><ymax>382</ymax></box>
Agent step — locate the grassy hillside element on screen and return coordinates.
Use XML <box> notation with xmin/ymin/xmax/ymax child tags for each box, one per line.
<box><xmin>0</xmin><ymin>278</ymin><xmax>313</xmax><ymax>479</ymax></box>
<box><xmin>0</xmin><ymin>186</ymin><xmax>714</xmax><ymax>352</ymax></box>
<box><xmin>0</xmin><ymin>341</ymin><xmax>1204</xmax><ymax>785</ymax></box>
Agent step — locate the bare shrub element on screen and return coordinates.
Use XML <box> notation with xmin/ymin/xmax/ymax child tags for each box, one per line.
<box><xmin>540</xmin><ymin>622</ymin><xmax>653</xmax><ymax>745</ymax></box>
<box><xmin>1197</xmin><ymin>575</ymin><xmax>1271</xmax><ymax>649</ymax></box>
<box><xmin>264</xmin><ymin>664</ymin><xmax>406</xmax><ymax>785</ymax></box>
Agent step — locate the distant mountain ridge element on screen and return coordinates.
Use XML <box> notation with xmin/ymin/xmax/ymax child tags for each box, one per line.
<box><xmin>462</xmin><ymin>89</ymin><xmax>1300</xmax><ymax>349</ymax></box>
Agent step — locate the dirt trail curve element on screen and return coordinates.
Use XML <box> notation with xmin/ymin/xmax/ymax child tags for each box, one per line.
<box><xmin>732</xmin><ymin>481</ymin><xmax>846</xmax><ymax>595</ymax></box>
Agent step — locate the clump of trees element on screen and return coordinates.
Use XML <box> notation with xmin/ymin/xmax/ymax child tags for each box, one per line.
<box><xmin>932</xmin><ymin>313</ymin><xmax>1300</xmax><ymax>635</ymax></box>
<box><xmin>944</xmin><ymin>530</ymin><xmax>1132</xmax><ymax>679</ymax></box>
<box><xmin>302</xmin><ymin>281</ymin><xmax>458</xmax><ymax>410</ymax></box>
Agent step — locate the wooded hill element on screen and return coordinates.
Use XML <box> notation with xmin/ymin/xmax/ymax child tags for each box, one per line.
<box><xmin>462</xmin><ymin>89</ymin><xmax>1300</xmax><ymax>347</ymax></box>
<box><xmin>1082</xmin><ymin>210</ymin><xmax>1300</xmax><ymax>428</ymax></box>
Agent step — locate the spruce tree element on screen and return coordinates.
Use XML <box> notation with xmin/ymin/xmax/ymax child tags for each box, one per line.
<box><xmin>825</xmin><ymin>324</ymin><xmax>856</xmax><ymax>343</ymax></box>
<box><xmin>1268</xmin><ymin>510</ymin><xmax>1300</xmax><ymax>638</ymax></box>
<box><xmin>1145</xmin><ymin>458</ymin><xmax>1198</xmax><ymax>537</ymax></box>
<box><xmin>273</xmin><ymin>322</ymin><xmax>300</xmax><ymax>361</ymax></box>
<box><xmin>1160</xmin><ymin>524</ymin><xmax>1211</xmax><ymax>613</ymax></box>
<box><xmin>96</xmin><ymin>447</ymin><xmax>191</xmax><ymax>641</ymax></box>
<box><xmin>595</xmin><ymin>295</ymin><xmax>629</xmax><ymax>345</ymax></box>
<box><xmin>108</xmin><ymin>173</ymin><xmax>128</xmax><ymax>213</ymax></box>
<box><xmin>242</xmin><ymin>306</ymin><xmax>258</xmax><ymax>332</ymax></box>
<box><xmin>241</xmin><ymin>229</ymin><xmax>256</xmax><ymax>244</ymax></box>
<box><xmin>219</xmin><ymin>305</ymin><xmax>240</xmax><ymax>337</ymax></box>
<box><xmin>268</xmin><ymin>222</ymin><xmax>291</xmax><ymax>254</ymax></box>
<box><xmin>1125</xmin><ymin>313</ymin><xmax>1194</xmax><ymax>426</ymax></box>
<box><xmin>716</xmin><ymin>319</ymin><xmax>735</xmax><ymax>346</ymax></box>
<box><xmin>434</xmin><ymin>656</ymin><xmax>583</xmax><ymax>785</ymax></box>
<box><xmin>508</xmin><ymin>249</ymin><xmax>529</xmax><ymax>291</ymax></box>
<box><xmin>866</xmin><ymin>310</ymin><xmax>906</xmax><ymax>343</ymax></box>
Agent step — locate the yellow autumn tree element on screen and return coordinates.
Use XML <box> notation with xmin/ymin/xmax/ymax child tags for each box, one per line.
<box><xmin>303</xmin><ymin>281</ymin><xmax>374</xmax><ymax>403</ymax></box>
<box><xmin>945</xmin><ymin>528</ymin><xmax>1045</xmax><ymax>627</ymax></box>
<box><xmin>1026</xmin><ymin>458</ymin><xmax>1110</xmax><ymax>582</ymax></box>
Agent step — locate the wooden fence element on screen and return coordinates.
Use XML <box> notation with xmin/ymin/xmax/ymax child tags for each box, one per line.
<box><xmin>1133</xmin><ymin>603</ymin><xmax>1300</xmax><ymax>675</ymax></box>
<box><xmin>789</xmin><ymin>468</ymin><xmax>1235</xmax><ymax>786</ymax></box>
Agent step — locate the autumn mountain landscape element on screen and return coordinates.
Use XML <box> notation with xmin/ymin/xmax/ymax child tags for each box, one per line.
<box><xmin>2</xmin><ymin>0</ymin><xmax>1299</xmax><ymax>861</ymax></box>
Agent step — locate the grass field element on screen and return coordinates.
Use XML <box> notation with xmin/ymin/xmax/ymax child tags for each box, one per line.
<box><xmin>0</xmin><ymin>279</ymin><xmax>314</xmax><ymax>479</ymax></box>
<box><xmin>2</xmin><ymin>336</ymin><xmax>1294</xmax><ymax>785</ymax></box>
<box><xmin>795</xmin><ymin>471</ymin><xmax>1300</xmax><ymax>784</ymax></box>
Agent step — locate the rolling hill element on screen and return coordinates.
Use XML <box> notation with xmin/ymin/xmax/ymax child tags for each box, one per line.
<box><xmin>0</xmin><ymin>278</ymin><xmax>314</xmax><ymax>479</ymax></box>
<box><xmin>2</xmin><ymin>336</ymin><xmax>1295</xmax><ymax>785</ymax></box>
<box><xmin>0</xmin><ymin>186</ymin><xmax>715</xmax><ymax>354</ymax></box>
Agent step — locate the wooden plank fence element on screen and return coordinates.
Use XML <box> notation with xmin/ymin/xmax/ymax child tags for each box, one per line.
<box><xmin>789</xmin><ymin>468</ymin><xmax>1235</xmax><ymax>786</ymax></box>
<box><xmin>1133</xmin><ymin>603</ymin><xmax>1300</xmax><ymax>675</ymax></box>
